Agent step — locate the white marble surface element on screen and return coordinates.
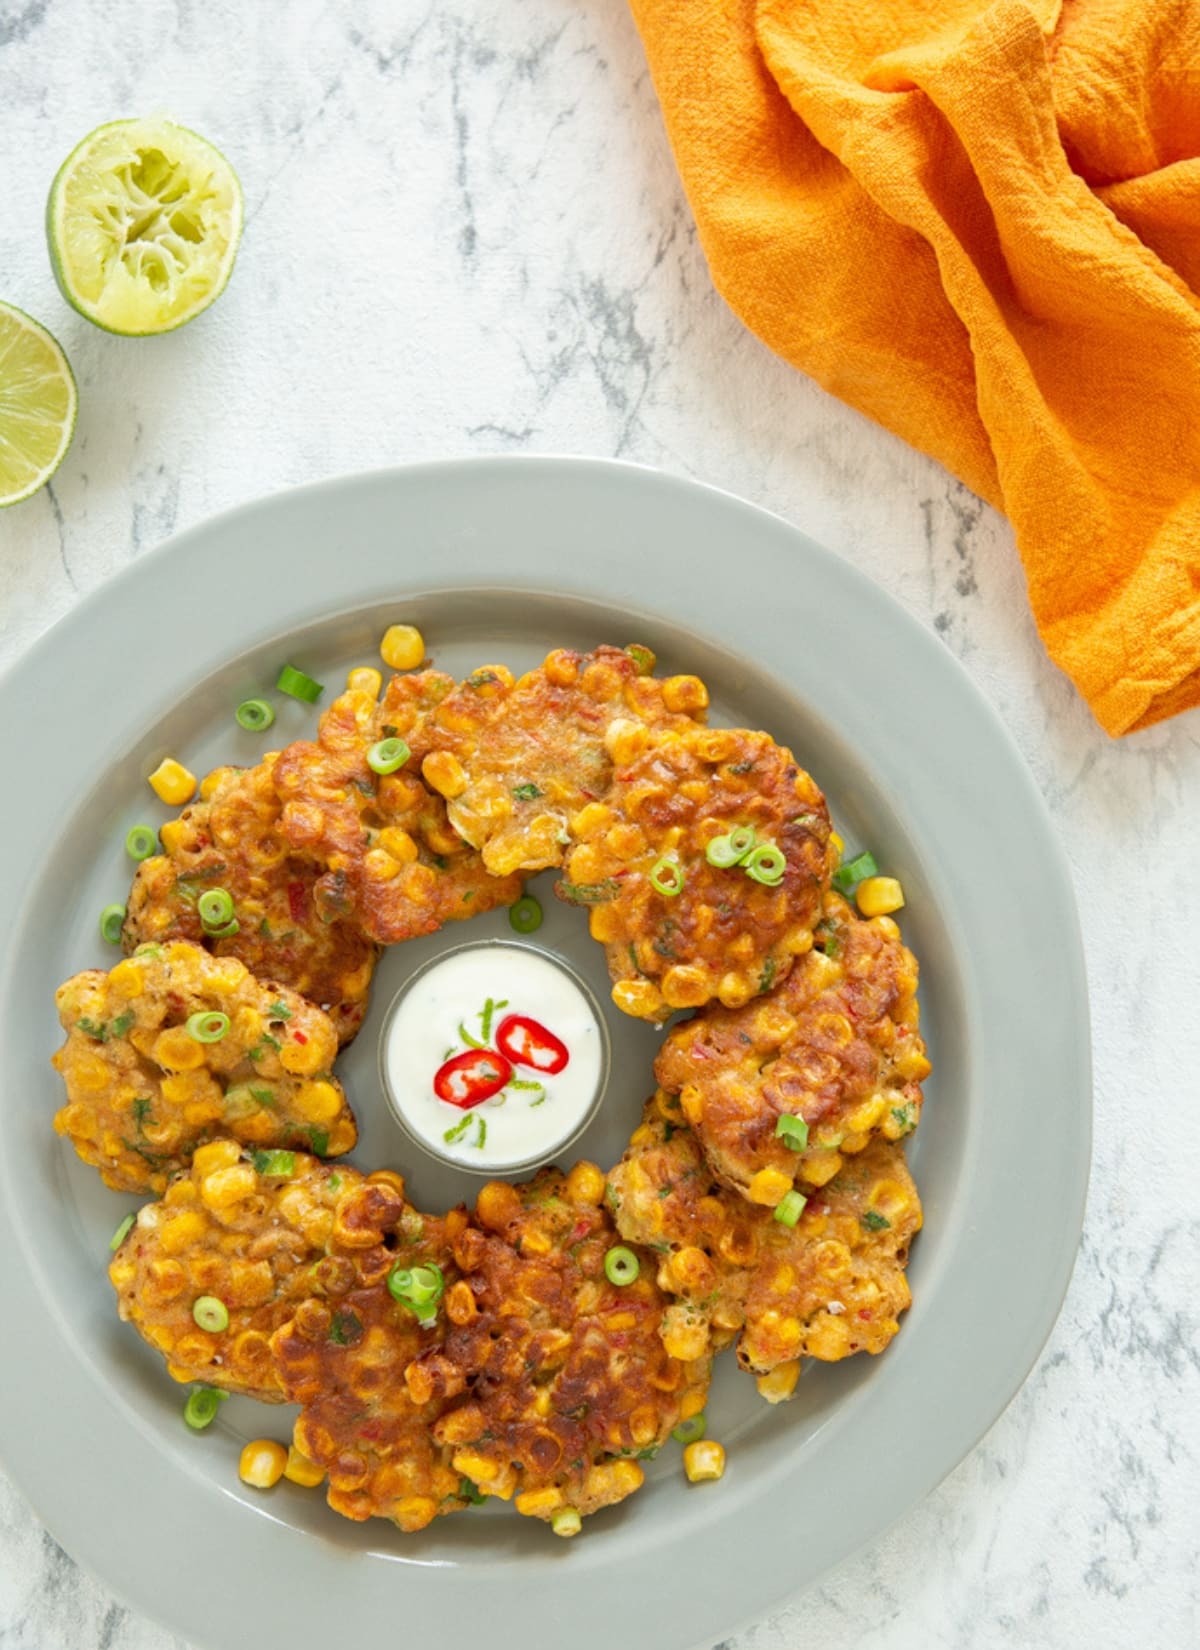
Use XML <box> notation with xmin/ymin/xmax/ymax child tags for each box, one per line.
<box><xmin>1</xmin><ymin>2</ymin><xmax>1197</xmax><ymax>1646</ymax></box>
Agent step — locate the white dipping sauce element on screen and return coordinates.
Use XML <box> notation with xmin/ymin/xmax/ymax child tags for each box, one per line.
<box><xmin>381</xmin><ymin>943</ymin><xmax>607</xmax><ymax>1172</ymax></box>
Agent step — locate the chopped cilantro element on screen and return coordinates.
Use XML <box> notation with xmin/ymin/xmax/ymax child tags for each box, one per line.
<box><xmin>466</xmin><ymin>669</ymin><xmax>499</xmax><ymax>688</ymax></box>
<box><xmin>431</xmin><ymin>854</ymin><xmax>449</xmax><ymax>870</ymax></box>
<box><xmin>258</xmin><ymin>917</ymin><xmax>273</xmax><ymax>938</ymax></box>
<box><xmin>249</xmin><ymin>1087</ymin><xmax>277</xmax><ymax>1108</ymax></box>
<box><xmin>305</xmin><ymin>1126</ymin><xmax>330</xmax><ymax>1156</ymax></box>
<box><xmin>861</xmin><ymin>1210</ymin><xmax>891</xmax><ymax>1232</ymax></box>
<box><xmin>758</xmin><ymin>958</ymin><xmax>777</xmax><ymax>995</ymax></box>
<box><xmin>511</xmin><ymin>782</ymin><xmax>542</xmax><ymax>801</ymax></box>
<box><xmin>131</xmin><ymin>1097</ymin><xmax>153</xmax><ymax>1130</ymax></box>
<box><xmin>459</xmin><ymin>1477</ymin><xmax>487</xmax><ymax>1505</ymax></box>
<box><xmin>890</xmin><ymin>1104</ymin><xmax>917</xmax><ymax>1135</ymax></box>
<box><xmin>728</xmin><ymin>760</ymin><xmax>756</xmax><ymax>774</ymax></box>
<box><xmin>266</xmin><ymin>1000</ymin><xmax>293</xmax><ymax>1022</ymax></box>
<box><xmin>76</xmin><ymin>1017</ymin><xmax>109</xmax><ymax>1041</ymax></box>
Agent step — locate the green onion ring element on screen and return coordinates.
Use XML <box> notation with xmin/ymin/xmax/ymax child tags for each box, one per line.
<box><xmin>604</xmin><ymin>1246</ymin><xmax>640</xmax><ymax>1287</ymax></box>
<box><xmin>182</xmin><ymin>1386</ymin><xmax>227</xmax><ymax>1431</ymax></box>
<box><xmin>235</xmin><ymin>698</ymin><xmax>276</xmax><ymax>732</ymax></box>
<box><xmin>772</xmin><ymin>1190</ymin><xmax>807</xmax><ymax>1228</ymax></box>
<box><xmin>671</xmin><ymin>1413</ymin><xmax>707</xmax><ymax>1445</ymax></box>
<box><xmin>124</xmin><ymin>824</ymin><xmax>158</xmax><ymax>862</ymax></box>
<box><xmin>197</xmin><ymin>887</ymin><xmax>235</xmax><ymax>929</ymax></box>
<box><xmin>775</xmin><ymin>1114</ymin><xmax>810</xmax><ymax>1151</ymax></box>
<box><xmin>185</xmin><ymin>1010</ymin><xmax>230</xmax><ymax>1043</ymax></box>
<box><xmin>192</xmin><ymin>1295</ymin><xmax>230</xmax><ymax>1333</ymax></box>
<box><xmin>648</xmin><ymin>857</ymin><xmax>684</xmax><ymax>898</ymax></box>
<box><xmin>704</xmin><ymin>833</ymin><xmax>743</xmax><ymax>869</ymax></box>
<box><xmin>745</xmin><ymin>843</ymin><xmax>787</xmax><ymax>886</ymax></box>
<box><xmin>99</xmin><ymin>903</ymin><xmax>126</xmax><ymax>945</ymax></box>
<box><xmin>727</xmin><ymin>824</ymin><xmax>759</xmax><ymax>863</ymax></box>
<box><xmin>367</xmin><ymin>736</ymin><xmax>411</xmax><ymax>774</ymax></box>
<box><xmin>276</xmin><ymin>664</ymin><xmax>324</xmax><ymax>704</ymax></box>
<box><xmin>508</xmin><ymin>895</ymin><xmax>543</xmax><ymax>934</ymax></box>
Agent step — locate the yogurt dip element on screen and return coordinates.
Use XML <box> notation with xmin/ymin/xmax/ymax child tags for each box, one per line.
<box><xmin>379</xmin><ymin>941</ymin><xmax>608</xmax><ymax>1173</ymax></box>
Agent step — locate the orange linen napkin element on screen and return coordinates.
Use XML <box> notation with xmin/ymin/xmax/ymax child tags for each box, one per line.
<box><xmin>628</xmin><ymin>0</ymin><xmax>1200</xmax><ymax>735</ymax></box>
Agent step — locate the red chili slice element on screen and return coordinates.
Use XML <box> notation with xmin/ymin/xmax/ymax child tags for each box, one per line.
<box><xmin>287</xmin><ymin>881</ymin><xmax>309</xmax><ymax>924</ymax></box>
<box><xmin>495</xmin><ymin>1013</ymin><xmax>570</xmax><ymax>1076</ymax></box>
<box><xmin>433</xmin><ymin>1048</ymin><xmax>514</xmax><ymax>1109</ymax></box>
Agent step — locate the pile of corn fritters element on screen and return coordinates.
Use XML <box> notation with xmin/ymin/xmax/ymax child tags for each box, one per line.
<box><xmin>50</xmin><ymin>643</ymin><xmax>931</xmax><ymax>1538</ymax></box>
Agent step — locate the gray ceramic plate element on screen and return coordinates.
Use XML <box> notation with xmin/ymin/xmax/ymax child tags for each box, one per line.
<box><xmin>0</xmin><ymin>459</ymin><xmax>1090</xmax><ymax>1650</ymax></box>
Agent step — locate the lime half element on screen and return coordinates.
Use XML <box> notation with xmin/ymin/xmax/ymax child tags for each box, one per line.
<box><xmin>0</xmin><ymin>302</ymin><xmax>77</xmax><ymax>507</ymax></box>
<box><xmin>47</xmin><ymin>117</ymin><xmax>243</xmax><ymax>336</ymax></box>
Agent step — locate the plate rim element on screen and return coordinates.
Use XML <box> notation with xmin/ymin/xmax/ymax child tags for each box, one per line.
<box><xmin>0</xmin><ymin>456</ymin><xmax>1092</xmax><ymax>1650</ymax></box>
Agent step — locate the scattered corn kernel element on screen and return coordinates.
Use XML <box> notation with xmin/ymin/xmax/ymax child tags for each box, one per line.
<box><xmin>683</xmin><ymin>1439</ymin><xmax>726</xmax><ymax>1483</ymax></box>
<box><xmin>147</xmin><ymin>759</ymin><xmax>196</xmax><ymax>807</ymax></box>
<box><xmin>829</xmin><ymin>830</ymin><xmax>844</xmax><ymax>860</ymax></box>
<box><xmin>239</xmin><ymin>1439</ymin><xmax>288</xmax><ymax>1489</ymax></box>
<box><xmin>856</xmin><ymin>876</ymin><xmax>906</xmax><ymax>917</ymax></box>
<box><xmin>380</xmin><ymin>624</ymin><xmax>425</xmax><ymax>671</ymax></box>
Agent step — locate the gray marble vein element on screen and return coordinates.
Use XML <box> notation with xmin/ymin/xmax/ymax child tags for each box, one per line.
<box><xmin>1</xmin><ymin>1</ymin><xmax>1198</xmax><ymax>1647</ymax></box>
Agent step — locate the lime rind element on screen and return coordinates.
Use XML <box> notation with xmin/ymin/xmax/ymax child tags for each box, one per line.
<box><xmin>0</xmin><ymin>301</ymin><xmax>78</xmax><ymax>508</ymax></box>
<box><xmin>47</xmin><ymin>117</ymin><xmax>243</xmax><ymax>337</ymax></box>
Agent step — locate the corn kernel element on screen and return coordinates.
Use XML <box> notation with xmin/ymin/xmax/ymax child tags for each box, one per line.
<box><xmin>193</xmin><ymin>1139</ymin><xmax>241</xmax><ymax>1175</ymax></box>
<box><xmin>516</xmin><ymin>1487</ymin><xmax>564</xmax><ymax>1518</ymax></box>
<box><xmin>748</xmin><ymin>1167</ymin><xmax>793</xmax><ymax>1207</ymax></box>
<box><xmin>612</xmin><ymin>979</ymin><xmax>664</xmax><ymax>1020</ymax></box>
<box><xmin>856</xmin><ymin>876</ymin><xmax>905</xmax><ymax>917</ymax></box>
<box><xmin>295</xmin><ymin>1081</ymin><xmax>343</xmax><ymax>1124</ymax></box>
<box><xmin>152</xmin><ymin>1026</ymin><xmax>207</xmax><ymax>1072</ymax></box>
<box><xmin>346</xmin><ymin>666</ymin><xmax>383</xmax><ymax>697</ymax></box>
<box><xmin>829</xmin><ymin>830</ymin><xmax>844</xmax><ymax>860</ymax></box>
<box><xmin>147</xmin><ymin>759</ymin><xmax>196</xmax><ymax>807</ymax></box>
<box><xmin>239</xmin><ymin>1439</ymin><xmax>288</xmax><ymax>1489</ymax></box>
<box><xmin>662</xmin><ymin>675</ymin><xmax>709</xmax><ymax>715</ymax></box>
<box><xmin>376</xmin><ymin>827</ymin><xmax>419</xmax><ymax>865</ymax></box>
<box><xmin>108</xmin><ymin>960</ymin><xmax>145</xmax><ymax>999</ymax></box>
<box><xmin>661</xmin><ymin>965</ymin><xmax>711</xmax><ymax>1010</ymax></box>
<box><xmin>543</xmin><ymin>649</ymin><xmax>580</xmax><ymax>687</ymax></box>
<box><xmin>422</xmin><ymin>750</ymin><xmax>468</xmax><ymax>800</ymax></box>
<box><xmin>756</xmin><ymin>1362</ymin><xmax>801</xmax><ymax>1404</ymax></box>
<box><xmin>566</xmin><ymin>1161</ymin><xmax>606</xmax><ymax>1207</ymax></box>
<box><xmin>380</xmin><ymin>624</ymin><xmax>425</xmax><ymax>672</ymax></box>
<box><xmin>683</xmin><ymin>1440</ymin><xmax>726</xmax><ymax>1483</ymax></box>
<box><xmin>283</xmin><ymin>1445</ymin><xmax>326</xmax><ymax>1488</ymax></box>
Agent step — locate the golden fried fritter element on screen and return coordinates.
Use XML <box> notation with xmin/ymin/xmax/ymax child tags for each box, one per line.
<box><xmin>608</xmin><ymin>1101</ymin><xmax>921</xmax><ymax>1397</ymax></box>
<box><xmin>109</xmin><ymin>1142</ymin><xmax>363</xmax><ymax>1398</ymax></box>
<box><xmin>421</xmin><ymin>645</ymin><xmax>710</xmax><ymax>878</ymax></box>
<box><xmin>272</xmin><ymin>672</ymin><xmax>521</xmax><ymax>944</ymax></box>
<box><xmin>558</xmin><ymin>724</ymin><xmax>834</xmax><ymax>1022</ymax></box>
<box><xmin>406</xmin><ymin>1164</ymin><xmax>710</xmax><ymax>1524</ymax></box>
<box><xmin>53</xmin><ymin>940</ymin><xmax>356</xmax><ymax>1193</ymax></box>
<box><xmin>272</xmin><ymin>1192</ymin><xmax>469</xmax><ymax>1532</ymax></box>
<box><xmin>123</xmin><ymin>756</ymin><xmax>380</xmax><ymax>1045</ymax></box>
<box><xmin>654</xmin><ymin>891</ymin><xmax>929</xmax><ymax>1202</ymax></box>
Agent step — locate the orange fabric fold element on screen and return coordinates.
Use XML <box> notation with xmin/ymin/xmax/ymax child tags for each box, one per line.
<box><xmin>628</xmin><ymin>0</ymin><xmax>1200</xmax><ymax>735</ymax></box>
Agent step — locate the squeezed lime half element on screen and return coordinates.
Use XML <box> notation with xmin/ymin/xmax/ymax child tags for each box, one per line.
<box><xmin>47</xmin><ymin>117</ymin><xmax>243</xmax><ymax>336</ymax></box>
<box><xmin>0</xmin><ymin>301</ymin><xmax>78</xmax><ymax>507</ymax></box>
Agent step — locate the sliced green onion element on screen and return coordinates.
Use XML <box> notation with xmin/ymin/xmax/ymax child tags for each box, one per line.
<box><xmin>459</xmin><ymin>1476</ymin><xmax>487</xmax><ymax>1506</ymax></box>
<box><xmin>625</xmin><ymin>644</ymin><xmax>656</xmax><ymax>676</ymax></box>
<box><xmin>831</xmin><ymin>850</ymin><xmax>879</xmax><ymax>894</ymax></box>
<box><xmin>745</xmin><ymin>843</ymin><xmax>786</xmax><ymax>886</ymax></box>
<box><xmin>604</xmin><ymin>1246</ymin><xmax>640</xmax><ymax>1287</ymax></box>
<box><xmin>388</xmin><ymin>1261</ymin><xmax>445</xmax><ymax>1316</ymax></box>
<box><xmin>109</xmin><ymin>1212</ymin><xmax>136</xmax><ymax>1251</ymax></box>
<box><xmin>672</xmin><ymin>1413</ymin><xmax>707</xmax><ymax>1445</ymax></box>
<box><xmin>251</xmin><ymin>1150</ymin><xmax>296</xmax><ymax>1178</ymax></box>
<box><xmin>508</xmin><ymin>895</ymin><xmax>543</xmax><ymax>935</ymax></box>
<box><xmin>775</xmin><ymin>1114</ymin><xmax>809</xmax><ymax>1151</ymax></box>
<box><xmin>99</xmin><ymin>903</ymin><xmax>125</xmax><ymax>945</ymax></box>
<box><xmin>727</xmin><ymin>824</ymin><xmax>758</xmax><ymax>863</ymax></box>
<box><xmin>276</xmin><ymin>663</ymin><xmax>324</xmax><ymax>704</ymax></box>
<box><xmin>125</xmin><ymin>824</ymin><xmax>158</xmax><ymax>862</ymax></box>
<box><xmin>773</xmin><ymin>1190</ymin><xmax>807</xmax><ymax>1228</ymax></box>
<box><xmin>205</xmin><ymin>917</ymin><xmax>240</xmax><ymax>939</ymax></box>
<box><xmin>185</xmin><ymin>1010</ymin><xmax>230</xmax><ymax>1043</ymax></box>
<box><xmin>235</xmin><ymin>698</ymin><xmax>275</xmax><ymax>732</ymax></box>
<box><xmin>649</xmin><ymin>856</ymin><xmax>684</xmax><ymax>898</ymax></box>
<box><xmin>192</xmin><ymin>1295</ymin><xmax>230</xmax><ymax>1333</ymax></box>
<box><xmin>367</xmin><ymin>736</ymin><xmax>411</xmax><ymax>774</ymax></box>
<box><xmin>704</xmin><ymin>833</ymin><xmax>742</xmax><ymax>869</ymax></box>
<box><xmin>197</xmin><ymin>888</ymin><xmax>235</xmax><ymax>929</ymax></box>
<box><xmin>551</xmin><ymin>1507</ymin><xmax>583</xmax><ymax>1538</ymax></box>
<box><xmin>183</xmin><ymin>1385</ymin><xmax>227</xmax><ymax>1431</ymax></box>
